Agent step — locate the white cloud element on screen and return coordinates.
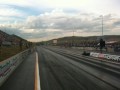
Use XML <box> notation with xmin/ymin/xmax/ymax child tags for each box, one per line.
<box><xmin>0</xmin><ymin>0</ymin><xmax>32</xmax><ymax>7</ymax></box>
<box><xmin>21</xmin><ymin>28</ymin><xmax>34</xmax><ymax>33</ymax></box>
<box><xmin>0</xmin><ymin>8</ymin><xmax>21</xmax><ymax>17</ymax></box>
<box><xmin>0</xmin><ymin>5</ymin><xmax>25</xmax><ymax>17</ymax></box>
<box><xmin>0</xmin><ymin>8</ymin><xmax>119</xmax><ymax>41</ymax></box>
<box><xmin>15</xmin><ymin>9</ymin><xmax>119</xmax><ymax>41</ymax></box>
<box><xmin>1</xmin><ymin>0</ymin><xmax>119</xmax><ymax>16</ymax></box>
<box><xmin>0</xmin><ymin>1</ymin><xmax>120</xmax><ymax>42</ymax></box>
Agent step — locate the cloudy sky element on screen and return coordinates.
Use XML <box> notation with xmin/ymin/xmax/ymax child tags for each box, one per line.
<box><xmin>0</xmin><ymin>0</ymin><xmax>120</xmax><ymax>42</ymax></box>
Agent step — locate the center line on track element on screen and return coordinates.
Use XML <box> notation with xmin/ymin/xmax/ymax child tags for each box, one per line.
<box><xmin>35</xmin><ymin>52</ymin><xmax>41</xmax><ymax>90</ymax></box>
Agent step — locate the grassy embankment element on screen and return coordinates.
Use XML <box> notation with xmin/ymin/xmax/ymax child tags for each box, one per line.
<box><xmin>0</xmin><ymin>46</ymin><xmax>27</xmax><ymax>62</ymax></box>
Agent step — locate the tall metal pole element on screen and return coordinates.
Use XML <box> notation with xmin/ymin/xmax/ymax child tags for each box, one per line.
<box><xmin>73</xmin><ymin>26</ymin><xmax>75</xmax><ymax>37</ymax></box>
<box><xmin>101</xmin><ymin>15</ymin><xmax>103</xmax><ymax>37</ymax></box>
<box><xmin>72</xmin><ymin>26</ymin><xmax>74</xmax><ymax>47</ymax></box>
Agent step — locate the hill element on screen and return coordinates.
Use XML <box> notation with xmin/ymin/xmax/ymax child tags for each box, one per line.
<box><xmin>37</xmin><ymin>35</ymin><xmax>120</xmax><ymax>45</ymax></box>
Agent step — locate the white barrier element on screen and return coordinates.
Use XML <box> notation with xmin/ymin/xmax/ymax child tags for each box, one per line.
<box><xmin>0</xmin><ymin>49</ymin><xmax>31</xmax><ymax>87</ymax></box>
<box><xmin>90</xmin><ymin>52</ymin><xmax>120</xmax><ymax>62</ymax></box>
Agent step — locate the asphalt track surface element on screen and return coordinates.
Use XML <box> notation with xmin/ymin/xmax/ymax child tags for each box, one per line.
<box><xmin>1</xmin><ymin>46</ymin><xmax>120</xmax><ymax>90</ymax></box>
<box><xmin>0</xmin><ymin>52</ymin><xmax>36</xmax><ymax>90</ymax></box>
<box><xmin>37</xmin><ymin>46</ymin><xmax>119</xmax><ymax>90</ymax></box>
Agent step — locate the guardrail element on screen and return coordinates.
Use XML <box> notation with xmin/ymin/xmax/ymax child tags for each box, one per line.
<box><xmin>0</xmin><ymin>48</ymin><xmax>34</xmax><ymax>87</ymax></box>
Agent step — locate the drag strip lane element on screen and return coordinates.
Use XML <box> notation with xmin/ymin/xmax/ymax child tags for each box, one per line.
<box><xmin>37</xmin><ymin>47</ymin><xmax>117</xmax><ymax>90</ymax></box>
<box><xmin>44</xmin><ymin>46</ymin><xmax>120</xmax><ymax>89</ymax></box>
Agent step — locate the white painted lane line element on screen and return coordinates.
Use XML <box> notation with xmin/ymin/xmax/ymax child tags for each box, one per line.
<box><xmin>35</xmin><ymin>52</ymin><xmax>41</xmax><ymax>90</ymax></box>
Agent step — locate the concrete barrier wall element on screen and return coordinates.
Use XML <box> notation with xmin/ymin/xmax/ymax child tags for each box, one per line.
<box><xmin>90</xmin><ymin>52</ymin><xmax>120</xmax><ymax>62</ymax></box>
<box><xmin>0</xmin><ymin>49</ymin><xmax>32</xmax><ymax>87</ymax></box>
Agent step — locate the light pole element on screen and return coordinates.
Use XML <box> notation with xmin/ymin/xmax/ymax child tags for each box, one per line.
<box><xmin>73</xmin><ymin>26</ymin><xmax>75</xmax><ymax>37</ymax></box>
<box><xmin>72</xmin><ymin>26</ymin><xmax>75</xmax><ymax>47</ymax></box>
<box><xmin>100</xmin><ymin>15</ymin><xmax>103</xmax><ymax>37</ymax></box>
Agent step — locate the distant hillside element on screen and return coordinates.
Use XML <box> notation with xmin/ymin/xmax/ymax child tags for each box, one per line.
<box><xmin>54</xmin><ymin>35</ymin><xmax>120</xmax><ymax>42</ymax></box>
<box><xmin>37</xmin><ymin>35</ymin><xmax>120</xmax><ymax>45</ymax></box>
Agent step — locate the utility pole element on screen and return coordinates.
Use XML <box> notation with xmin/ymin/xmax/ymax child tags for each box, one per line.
<box><xmin>102</xmin><ymin>15</ymin><xmax>103</xmax><ymax>37</ymax></box>
<box><xmin>72</xmin><ymin>26</ymin><xmax>75</xmax><ymax>47</ymax></box>
<box><xmin>100</xmin><ymin>15</ymin><xmax>103</xmax><ymax>37</ymax></box>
